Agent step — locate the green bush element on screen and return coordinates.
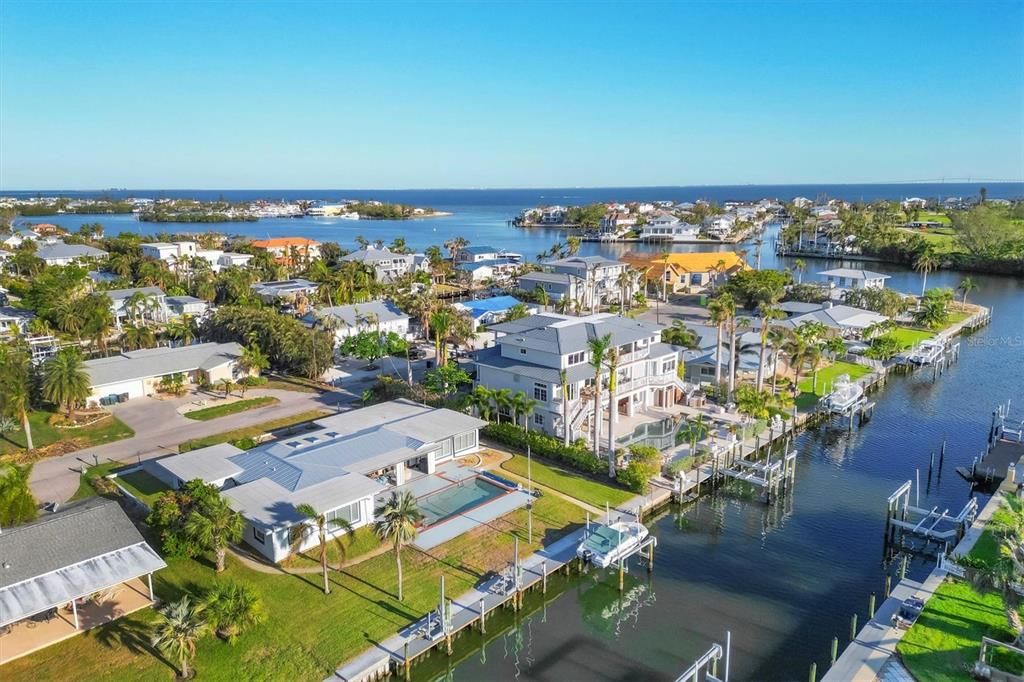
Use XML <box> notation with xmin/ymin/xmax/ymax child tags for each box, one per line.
<box><xmin>482</xmin><ymin>422</ymin><xmax>604</xmax><ymax>475</ymax></box>
<box><xmin>617</xmin><ymin>444</ymin><xmax>661</xmax><ymax>493</ymax></box>
<box><xmin>232</xmin><ymin>436</ymin><xmax>259</xmax><ymax>450</ymax></box>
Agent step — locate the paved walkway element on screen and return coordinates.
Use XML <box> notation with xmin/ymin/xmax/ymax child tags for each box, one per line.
<box><xmin>29</xmin><ymin>386</ymin><xmax>350</xmax><ymax>504</ymax></box>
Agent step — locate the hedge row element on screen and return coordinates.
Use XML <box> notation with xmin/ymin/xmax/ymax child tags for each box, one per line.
<box><xmin>482</xmin><ymin>422</ymin><xmax>604</xmax><ymax>475</ymax></box>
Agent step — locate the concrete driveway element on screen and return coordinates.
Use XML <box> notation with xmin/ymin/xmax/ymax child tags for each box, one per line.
<box><xmin>28</xmin><ymin>386</ymin><xmax>351</xmax><ymax>505</ymax></box>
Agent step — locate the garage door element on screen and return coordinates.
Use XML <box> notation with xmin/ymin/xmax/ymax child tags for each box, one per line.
<box><xmin>90</xmin><ymin>378</ymin><xmax>146</xmax><ymax>404</ymax></box>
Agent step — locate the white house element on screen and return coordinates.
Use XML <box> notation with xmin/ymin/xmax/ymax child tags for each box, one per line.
<box><xmin>454</xmin><ymin>246</ymin><xmax>523</xmax><ymax>265</ymax></box>
<box><xmin>518</xmin><ymin>256</ymin><xmax>628</xmax><ymax>310</ymax></box>
<box><xmin>302</xmin><ymin>300</ymin><xmax>410</xmax><ymax>343</ymax></box>
<box><xmin>84</xmin><ymin>342</ymin><xmax>248</xmax><ymax>405</ymax></box>
<box><xmin>106</xmin><ymin>286</ymin><xmax>169</xmax><ymax>328</ymax></box>
<box><xmin>141</xmin><ymin>241</ymin><xmax>197</xmax><ymax>263</ymax></box>
<box><xmin>817</xmin><ymin>268</ymin><xmax>890</xmax><ymax>291</ymax></box>
<box><xmin>341</xmin><ymin>246</ymin><xmax>429</xmax><ymax>282</ymax></box>
<box><xmin>36</xmin><ymin>241</ymin><xmax>108</xmax><ymax>266</ymax></box>
<box><xmin>166</xmin><ymin>295</ymin><xmax>211</xmax><ymax>318</ymax></box>
<box><xmin>147</xmin><ymin>400</ymin><xmax>487</xmax><ymax>562</ymax></box>
<box><xmin>474</xmin><ymin>313</ymin><xmax>688</xmax><ymax>444</ymax></box>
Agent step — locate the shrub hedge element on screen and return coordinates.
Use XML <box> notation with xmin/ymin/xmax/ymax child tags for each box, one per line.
<box><xmin>482</xmin><ymin>422</ymin><xmax>604</xmax><ymax>475</ymax></box>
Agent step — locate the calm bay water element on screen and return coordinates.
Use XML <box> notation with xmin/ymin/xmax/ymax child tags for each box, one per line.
<box><xmin>11</xmin><ymin>185</ymin><xmax>1024</xmax><ymax>680</ymax></box>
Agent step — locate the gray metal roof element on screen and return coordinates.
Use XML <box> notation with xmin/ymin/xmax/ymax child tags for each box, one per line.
<box><xmin>251</xmin><ymin>279</ymin><xmax>318</xmax><ymax>297</ymax></box>
<box><xmin>817</xmin><ymin>268</ymin><xmax>890</xmax><ymax>280</ymax></box>
<box><xmin>341</xmin><ymin>247</ymin><xmax>416</xmax><ymax>264</ymax></box>
<box><xmin>222</xmin><ymin>474</ymin><xmax>386</xmax><ymax>530</ymax></box>
<box><xmin>304</xmin><ymin>300</ymin><xmax>408</xmax><ymax>329</ymax></box>
<box><xmin>777</xmin><ymin>301</ymin><xmax>823</xmax><ymax>315</ymax></box>
<box><xmin>491</xmin><ymin>313</ymin><xmax>662</xmax><ymax>355</ymax></box>
<box><xmin>545</xmin><ymin>255</ymin><xmax>623</xmax><ymax>269</ymax></box>
<box><xmin>0</xmin><ymin>498</ymin><xmax>163</xmax><ymax>594</ymax></box>
<box><xmin>517</xmin><ymin>271</ymin><xmax>572</xmax><ymax>286</ymax></box>
<box><xmin>85</xmin><ymin>342</ymin><xmax>242</xmax><ymax>388</ymax></box>
<box><xmin>154</xmin><ymin>443</ymin><xmax>244</xmax><ymax>483</ymax></box>
<box><xmin>105</xmin><ymin>286</ymin><xmax>165</xmax><ymax>302</ymax></box>
<box><xmin>36</xmin><ymin>241</ymin><xmax>107</xmax><ymax>261</ymax></box>
<box><xmin>473</xmin><ymin>347</ymin><xmax>593</xmax><ymax>384</ymax></box>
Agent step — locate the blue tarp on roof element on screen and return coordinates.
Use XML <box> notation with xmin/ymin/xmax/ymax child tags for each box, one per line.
<box><xmin>459</xmin><ymin>295</ymin><xmax>523</xmax><ymax>316</ymax></box>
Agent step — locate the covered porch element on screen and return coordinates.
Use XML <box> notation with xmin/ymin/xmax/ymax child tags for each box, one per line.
<box><xmin>0</xmin><ymin>576</ymin><xmax>156</xmax><ymax>665</ymax></box>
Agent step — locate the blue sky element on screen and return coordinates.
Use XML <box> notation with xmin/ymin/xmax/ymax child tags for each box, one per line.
<box><xmin>1</xmin><ymin>0</ymin><xmax>1022</xmax><ymax>189</ymax></box>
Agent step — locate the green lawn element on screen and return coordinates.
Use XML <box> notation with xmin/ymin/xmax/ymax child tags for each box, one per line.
<box><xmin>886</xmin><ymin>326</ymin><xmax>935</xmax><ymax>350</ymax></box>
<box><xmin>280</xmin><ymin>526</ymin><xmax>384</xmax><ymax>570</ymax></box>
<box><xmin>500</xmin><ymin>453</ymin><xmax>634</xmax><ymax>509</ymax></box>
<box><xmin>968</xmin><ymin>529</ymin><xmax>1001</xmax><ymax>566</ymax></box>
<box><xmin>795</xmin><ymin>360</ymin><xmax>872</xmax><ymax>409</ymax></box>
<box><xmin>115</xmin><ymin>470</ymin><xmax>172</xmax><ymax>507</ymax></box>
<box><xmin>184</xmin><ymin>396</ymin><xmax>279</xmax><ymax>421</ymax></box>
<box><xmin>178</xmin><ymin>409</ymin><xmax>332</xmax><ymax>451</ymax></box>
<box><xmin>898</xmin><ymin>578</ymin><xmax>1021</xmax><ymax>682</ymax></box>
<box><xmin>70</xmin><ymin>460</ymin><xmax>123</xmax><ymax>501</ymax></box>
<box><xmin>4</xmin><ymin>491</ymin><xmax>585</xmax><ymax>681</ymax></box>
<box><xmin>0</xmin><ymin>410</ymin><xmax>134</xmax><ymax>457</ymax></box>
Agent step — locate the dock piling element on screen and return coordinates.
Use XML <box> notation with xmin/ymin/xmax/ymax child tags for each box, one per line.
<box><xmin>830</xmin><ymin>636</ymin><xmax>838</xmax><ymax>666</ymax></box>
<box><xmin>479</xmin><ymin>598</ymin><xmax>486</xmax><ymax>633</ymax></box>
<box><xmin>850</xmin><ymin>614</ymin><xmax>858</xmax><ymax>642</ymax></box>
<box><xmin>869</xmin><ymin>593</ymin><xmax>876</xmax><ymax>618</ymax></box>
<box><xmin>809</xmin><ymin>661</ymin><xmax>817</xmax><ymax>682</ymax></box>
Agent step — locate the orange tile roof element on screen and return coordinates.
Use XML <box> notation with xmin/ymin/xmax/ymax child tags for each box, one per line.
<box><xmin>621</xmin><ymin>251</ymin><xmax>749</xmax><ymax>280</ymax></box>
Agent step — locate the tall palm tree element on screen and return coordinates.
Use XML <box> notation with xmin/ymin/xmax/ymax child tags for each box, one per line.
<box><xmin>430</xmin><ymin>307</ymin><xmax>452</xmax><ymax>367</ymax></box>
<box><xmin>0</xmin><ymin>345</ymin><xmax>34</xmax><ymax>450</ymax></box>
<box><xmin>0</xmin><ymin>462</ymin><xmax>37</xmax><ymax>526</ymax></box>
<box><xmin>533</xmin><ymin>284</ymin><xmax>550</xmax><ymax>312</ymax></box>
<box><xmin>605</xmin><ymin>346</ymin><xmax>620</xmax><ymax>477</ymax></box>
<box><xmin>957</xmin><ymin>277</ymin><xmax>978</xmax><ymax>306</ymax></box>
<box><xmin>238</xmin><ymin>343</ymin><xmax>270</xmax><ymax>377</ymax></box>
<box><xmin>913</xmin><ymin>248</ymin><xmax>939</xmax><ymax>298</ymax></box>
<box><xmin>202</xmin><ymin>581</ymin><xmax>266</xmax><ymax>643</ymax></box>
<box><xmin>755</xmin><ymin>305</ymin><xmax>784</xmax><ymax>391</ymax></box>
<box><xmin>767</xmin><ymin>327</ymin><xmax>788</xmax><ymax>393</ymax></box>
<box><xmin>615</xmin><ymin>269</ymin><xmax>633</xmax><ymax>312</ymax></box>
<box><xmin>587</xmin><ymin>334</ymin><xmax>612</xmax><ymax>462</ymax></box>
<box><xmin>492</xmin><ymin>388</ymin><xmax>513</xmax><ymax>424</ymax></box>
<box><xmin>290</xmin><ymin>503</ymin><xmax>354</xmax><ymax>594</ymax></box>
<box><xmin>707</xmin><ymin>296</ymin><xmax>731</xmax><ymax>391</ymax></box>
<box><xmin>783</xmin><ymin>333</ymin><xmax>809</xmax><ymax>391</ymax></box>
<box><xmin>42</xmin><ymin>348</ymin><xmax>90</xmax><ymax>418</ymax></box>
<box><xmin>559</xmin><ymin>369</ymin><xmax>571</xmax><ymax>446</ymax></box>
<box><xmin>660</xmin><ymin>250</ymin><xmax>671</xmax><ymax>302</ymax></box>
<box><xmin>185</xmin><ymin>494</ymin><xmax>245</xmax><ymax>573</ymax></box>
<box><xmin>165</xmin><ymin>315</ymin><xmax>197</xmax><ymax>347</ymax></box>
<box><xmin>793</xmin><ymin>259</ymin><xmax>806</xmax><ymax>284</ymax></box>
<box><xmin>469</xmin><ymin>385</ymin><xmax>495</xmax><ymax>421</ymax></box>
<box><xmin>373</xmin><ymin>491</ymin><xmax>423</xmax><ymax>602</ymax></box>
<box><xmin>121</xmin><ymin>323</ymin><xmax>156</xmax><ymax>351</ymax></box>
<box><xmin>150</xmin><ymin>597</ymin><xmax>209</xmax><ymax>679</ymax></box>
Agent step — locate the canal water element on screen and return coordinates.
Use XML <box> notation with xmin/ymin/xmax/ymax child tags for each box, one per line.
<box><xmin>18</xmin><ymin>189</ymin><xmax>1024</xmax><ymax>680</ymax></box>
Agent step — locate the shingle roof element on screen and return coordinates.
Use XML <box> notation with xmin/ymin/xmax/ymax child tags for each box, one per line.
<box><xmin>0</xmin><ymin>498</ymin><xmax>155</xmax><ymax>587</ymax></box>
<box><xmin>85</xmin><ymin>342</ymin><xmax>242</xmax><ymax>387</ymax></box>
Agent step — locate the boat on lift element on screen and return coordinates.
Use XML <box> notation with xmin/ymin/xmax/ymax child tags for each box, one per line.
<box><xmin>577</xmin><ymin>520</ymin><xmax>649</xmax><ymax>568</ymax></box>
<box><xmin>907</xmin><ymin>338</ymin><xmax>945</xmax><ymax>366</ymax></box>
<box><xmin>822</xmin><ymin>374</ymin><xmax>866</xmax><ymax>413</ymax></box>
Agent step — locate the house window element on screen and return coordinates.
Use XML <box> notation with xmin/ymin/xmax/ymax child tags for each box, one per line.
<box><xmin>253</xmin><ymin>527</ymin><xmax>266</xmax><ymax>544</ymax></box>
<box><xmin>565</xmin><ymin>383</ymin><xmax>578</xmax><ymax>400</ymax></box>
<box><xmin>519</xmin><ymin>348</ymin><xmax>527</xmax><ymax>355</ymax></box>
<box><xmin>662</xmin><ymin>359</ymin><xmax>676</xmax><ymax>374</ymax></box>
<box><xmin>534</xmin><ymin>413</ymin><xmax>544</xmax><ymax>426</ymax></box>
<box><xmin>453</xmin><ymin>431</ymin><xmax>476</xmax><ymax>453</ymax></box>
<box><xmin>567</xmin><ymin>351</ymin><xmax>586</xmax><ymax>365</ymax></box>
<box><xmin>533</xmin><ymin>382</ymin><xmax>548</xmax><ymax>401</ymax></box>
<box><xmin>325</xmin><ymin>501</ymin><xmax>362</xmax><ymax>526</ymax></box>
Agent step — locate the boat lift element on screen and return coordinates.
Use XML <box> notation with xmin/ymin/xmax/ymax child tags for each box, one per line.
<box><xmin>676</xmin><ymin>632</ymin><xmax>732</xmax><ymax>682</ymax></box>
<box><xmin>885</xmin><ymin>480</ymin><xmax>978</xmax><ymax>551</ymax></box>
<box><xmin>718</xmin><ymin>447</ymin><xmax>797</xmax><ymax>503</ymax></box>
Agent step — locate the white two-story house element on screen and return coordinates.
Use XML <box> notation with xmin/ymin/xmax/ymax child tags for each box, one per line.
<box><xmin>517</xmin><ymin>256</ymin><xmax>628</xmax><ymax>310</ymax></box>
<box><xmin>340</xmin><ymin>246</ymin><xmax>429</xmax><ymax>282</ymax></box>
<box><xmin>474</xmin><ymin>313</ymin><xmax>687</xmax><ymax>445</ymax></box>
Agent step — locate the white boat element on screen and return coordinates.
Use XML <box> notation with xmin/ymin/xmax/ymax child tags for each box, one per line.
<box><xmin>576</xmin><ymin>521</ymin><xmax>649</xmax><ymax>568</ymax></box>
<box><xmin>822</xmin><ymin>374</ymin><xmax>865</xmax><ymax>413</ymax></box>
<box><xmin>907</xmin><ymin>339</ymin><xmax>945</xmax><ymax>366</ymax></box>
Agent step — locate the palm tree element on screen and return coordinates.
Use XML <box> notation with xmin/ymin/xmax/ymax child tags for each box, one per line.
<box><xmin>185</xmin><ymin>494</ymin><xmax>245</xmax><ymax>573</ymax></box>
<box><xmin>0</xmin><ymin>345</ymin><xmax>34</xmax><ymax>450</ymax></box>
<box><xmin>587</xmin><ymin>334</ymin><xmax>612</xmax><ymax>461</ymax></box>
<box><xmin>150</xmin><ymin>597</ymin><xmax>209</xmax><ymax>679</ymax></box>
<box><xmin>0</xmin><ymin>462</ymin><xmax>37</xmax><ymax>526</ymax></box>
<box><xmin>559</xmin><ymin>369</ymin><xmax>571</xmax><ymax>446</ymax></box>
<box><xmin>492</xmin><ymin>388</ymin><xmax>513</xmax><ymax>424</ymax></box>
<box><xmin>121</xmin><ymin>323</ymin><xmax>156</xmax><ymax>351</ymax></box>
<box><xmin>605</xmin><ymin>346</ymin><xmax>620</xmax><ymax>477</ymax></box>
<box><xmin>565</xmin><ymin>235</ymin><xmax>582</xmax><ymax>256</ymax></box>
<box><xmin>755</xmin><ymin>305</ymin><xmax>784</xmax><ymax>391</ymax></box>
<box><xmin>957</xmin><ymin>277</ymin><xmax>978</xmax><ymax>306</ymax></box>
<box><xmin>660</xmin><ymin>250</ymin><xmax>671</xmax><ymax>303</ymax></box>
<box><xmin>202</xmin><ymin>581</ymin><xmax>266</xmax><ymax>643</ymax></box>
<box><xmin>469</xmin><ymin>385</ymin><xmax>495</xmax><ymax>421</ymax></box>
<box><xmin>373</xmin><ymin>491</ymin><xmax>423</xmax><ymax>602</ymax></box>
<box><xmin>54</xmin><ymin>299</ymin><xmax>84</xmax><ymax>340</ymax></box>
<box><xmin>533</xmin><ymin>284</ymin><xmax>550</xmax><ymax>312</ymax></box>
<box><xmin>238</xmin><ymin>343</ymin><xmax>269</xmax><ymax>377</ymax></box>
<box><xmin>510</xmin><ymin>391</ymin><xmax>538</xmax><ymax>430</ymax></box>
<box><xmin>707</xmin><ymin>296</ymin><xmax>731</xmax><ymax>391</ymax></box>
<box><xmin>290</xmin><ymin>503</ymin><xmax>354</xmax><ymax>594</ymax></box>
<box><xmin>767</xmin><ymin>328</ymin><xmax>788</xmax><ymax>393</ymax></box>
<box><xmin>430</xmin><ymin>307</ymin><xmax>452</xmax><ymax>367</ymax></box>
<box><xmin>218</xmin><ymin>377</ymin><xmax>235</xmax><ymax>398</ymax></box>
<box><xmin>913</xmin><ymin>248</ymin><xmax>939</xmax><ymax>298</ymax></box>
<box><xmin>165</xmin><ymin>315</ymin><xmax>197</xmax><ymax>347</ymax></box>
<box><xmin>793</xmin><ymin>259</ymin><xmax>806</xmax><ymax>284</ymax></box>
<box><xmin>615</xmin><ymin>269</ymin><xmax>633</xmax><ymax>312</ymax></box>
<box><xmin>42</xmin><ymin>348</ymin><xmax>90</xmax><ymax>418</ymax></box>
<box><xmin>783</xmin><ymin>333</ymin><xmax>809</xmax><ymax>392</ymax></box>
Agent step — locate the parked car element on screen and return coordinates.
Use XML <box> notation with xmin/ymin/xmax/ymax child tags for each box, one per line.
<box><xmin>892</xmin><ymin>596</ymin><xmax>925</xmax><ymax>629</ymax></box>
<box><xmin>408</xmin><ymin>347</ymin><xmax>427</xmax><ymax>360</ymax></box>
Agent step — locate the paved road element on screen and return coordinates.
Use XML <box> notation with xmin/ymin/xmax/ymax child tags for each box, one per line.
<box><xmin>29</xmin><ymin>386</ymin><xmax>351</xmax><ymax>505</ymax></box>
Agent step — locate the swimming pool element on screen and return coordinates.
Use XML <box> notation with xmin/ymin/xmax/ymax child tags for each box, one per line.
<box><xmin>418</xmin><ymin>477</ymin><xmax>509</xmax><ymax>526</ymax></box>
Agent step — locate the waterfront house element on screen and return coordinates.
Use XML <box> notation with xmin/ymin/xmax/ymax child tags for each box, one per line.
<box><xmin>522</xmin><ymin>255</ymin><xmax>630</xmax><ymax>309</ymax></box>
<box><xmin>599</xmin><ymin>212</ymin><xmax>637</xmax><ymax>236</ymax></box>
<box><xmin>702</xmin><ymin>214</ymin><xmax>737</xmax><ymax>239</ymax></box>
<box><xmin>341</xmin><ymin>246</ymin><xmax>429</xmax><ymax>282</ymax></box>
<box><xmin>457</xmin><ymin>257</ymin><xmax>522</xmax><ymax>283</ymax></box>
<box><xmin>0</xmin><ymin>498</ymin><xmax>166</xmax><ymax>665</ymax></box>
<box><xmin>106</xmin><ymin>286</ymin><xmax>168</xmax><ymax>328</ymax></box>
<box><xmin>474</xmin><ymin>313</ymin><xmax>688</xmax><ymax>444</ymax></box>
<box><xmin>2</xmin><ymin>228</ymin><xmax>41</xmax><ymax>249</ymax></box>
<box><xmin>141</xmin><ymin>240</ymin><xmax>197</xmax><ymax>264</ymax></box>
<box><xmin>250</xmin><ymin>237</ymin><xmax>321</xmax><ymax>266</ymax></box>
<box><xmin>454</xmin><ymin>295</ymin><xmax>539</xmax><ymax>327</ymax></box>
<box><xmin>817</xmin><ymin>268</ymin><xmax>889</xmax><ymax>291</ymax></box>
<box><xmin>454</xmin><ymin>245</ymin><xmax>523</xmax><ymax>265</ymax></box>
<box><xmin>36</xmin><ymin>241</ymin><xmax>108</xmax><ymax>266</ymax></box>
<box><xmin>148</xmin><ymin>400</ymin><xmax>487</xmax><ymax>562</ymax></box>
<box><xmin>217</xmin><ymin>252</ymin><xmax>254</xmax><ymax>269</ymax></box>
<box><xmin>0</xmin><ymin>305</ymin><xmax>35</xmax><ymax>337</ymax></box>
<box><xmin>539</xmin><ymin>206</ymin><xmax>566</xmax><ymax>224</ymax></box>
<box><xmin>638</xmin><ymin>215</ymin><xmax>701</xmax><ymax>242</ymax></box>
<box><xmin>302</xmin><ymin>299</ymin><xmax>410</xmax><ymax>343</ymax></box>
<box><xmin>775</xmin><ymin>301</ymin><xmax>889</xmax><ymax>339</ymax></box>
<box><xmin>621</xmin><ymin>251</ymin><xmax>747</xmax><ymax>294</ymax></box>
<box><xmin>84</xmin><ymin>342</ymin><xmax>247</xmax><ymax>405</ymax></box>
<box><xmin>678</xmin><ymin>322</ymin><xmax>770</xmax><ymax>385</ymax></box>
